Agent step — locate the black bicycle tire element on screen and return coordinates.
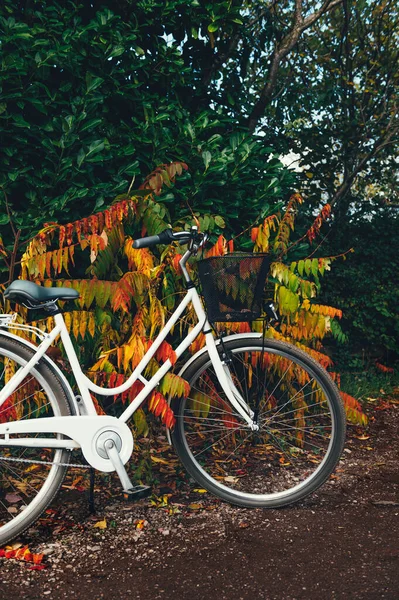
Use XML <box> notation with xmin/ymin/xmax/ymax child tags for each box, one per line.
<box><xmin>0</xmin><ymin>334</ymin><xmax>73</xmax><ymax>545</ymax></box>
<box><xmin>171</xmin><ymin>336</ymin><xmax>346</xmax><ymax>508</ymax></box>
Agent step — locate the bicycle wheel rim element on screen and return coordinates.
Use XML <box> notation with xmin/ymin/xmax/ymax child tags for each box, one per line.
<box><xmin>0</xmin><ymin>346</ymin><xmax>68</xmax><ymax>541</ymax></box>
<box><xmin>174</xmin><ymin>341</ymin><xmax>345</xmax><ymax>506</ymax></box>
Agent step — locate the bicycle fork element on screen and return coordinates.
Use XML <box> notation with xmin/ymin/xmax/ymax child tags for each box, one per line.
<box><xmin>204</xmin><ymin>330</ymin><xmax>259</xmax><ymax>431</ymax></box>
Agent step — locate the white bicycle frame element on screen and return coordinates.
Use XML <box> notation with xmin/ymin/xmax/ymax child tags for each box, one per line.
<box><xmin>0</xmin><ymin>248</ymin><xmax>255</xmax><ymax>473</ymax></box>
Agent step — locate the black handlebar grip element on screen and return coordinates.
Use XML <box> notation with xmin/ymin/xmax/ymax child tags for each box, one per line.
<box><xmin>132</xmin><ymin>228</ymin><xmax>174</xmax><ymax>249</ymax></box>
<box><xmin>132</xmin><ymin>234</ymin><xmax>161</xmax><ymax>249</ymax></box>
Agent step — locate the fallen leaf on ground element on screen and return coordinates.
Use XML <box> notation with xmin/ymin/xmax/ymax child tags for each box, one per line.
<box><xmin>224</xmin><ymin>476</ymin><xmax>238</xmax><ymax>484</ymax></box>
<box><xmin>150</xmin><ymin>456</ymin><xmax>169</xmax><ymax>465</ymax></box>
<box><xmin>93</xmin><ymin>519</ymin><xmax>107</xmax><ymax>529</ymax></box>
<box><xmin>134</xmin><ymin>519</ymin><xmax>148</xmax><ymax>530</ymax></box>
<box><xmin>188</xmin><ymin>503</ymin><xmax>202</xmax><ymax>511</ymax></box>
<box><xmin>5</xmin><ymin>493</ymin><xmax>22</xmax><ymax>504</ymax></box>
<box><xmin>0</xmin><ymin>545</ymin><xmax>44</xmax><ymax>566</ymax></box>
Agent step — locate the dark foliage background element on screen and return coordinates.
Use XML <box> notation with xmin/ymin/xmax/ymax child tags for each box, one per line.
<box><xmin>0</xmin><ymin>0</ymin><xmax>398</xmax><ymax>363</ymax></box>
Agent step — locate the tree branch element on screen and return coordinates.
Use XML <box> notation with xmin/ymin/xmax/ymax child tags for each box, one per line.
<box><xmin>7</xmin><ymin>229</ymin><xmax>21</xmax><ymax>285</ymax></box>
<box><xmin>330</xmin><ymin>121</ymin><xmax>399</xmax><ymax>208</ymax></box>
<box><xmin>247</xmin><ymin>0</ymin><xmax>343</xmax><ymax>131</ymax></box>
<box><xmin>2</xmin><ymin>189</ymin><xmax>17</xmax><ymax>239</ymax></box>
<box><xmin>201</xmin><ymin>9</ymin><xmax>271</xmax><ymax>88</ymax></box>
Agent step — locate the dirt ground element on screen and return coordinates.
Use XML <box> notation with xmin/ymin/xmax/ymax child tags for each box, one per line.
<box><xmin>1</xmin><ymin>399</ymin><xmax>398</xmax><ymax>600</ymax></box>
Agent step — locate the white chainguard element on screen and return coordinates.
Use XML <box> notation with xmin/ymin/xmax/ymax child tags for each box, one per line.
<box><xmin>0</xmin><ymin>415</ymin><xmax>134</xmax><ymax>472</ymax></box>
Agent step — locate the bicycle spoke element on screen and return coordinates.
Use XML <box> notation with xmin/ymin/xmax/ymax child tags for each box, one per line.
<box><xmin>174</xmin><ymin>341</ymin><xmax>344</xmax><ymax>504</ymax></box>
<box><xmin>0</xmin><ymin>345</ymin><xmax>69</xmax><ymax>542</ymax></box>
<box><xmin>191</xmin><ymin>425</ymin><xmax>244</xmax><ymax>459</ymax></box>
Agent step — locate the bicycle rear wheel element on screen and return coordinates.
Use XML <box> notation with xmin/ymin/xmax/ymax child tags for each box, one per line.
<box><xmin>0</xmin><ymin>335</ymin><xmax>73</xmax><ymax>545</ymax></box>
<box><xmin>171</xmin><ymin>336</ymin><xmax>346</xmax><ymax>508</ymax></box>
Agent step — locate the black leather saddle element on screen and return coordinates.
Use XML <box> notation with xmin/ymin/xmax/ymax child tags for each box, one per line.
<box><xmin>3</xmin><ymin>280</ymin><xmax>79</xmax><ymax>305</ymax></box>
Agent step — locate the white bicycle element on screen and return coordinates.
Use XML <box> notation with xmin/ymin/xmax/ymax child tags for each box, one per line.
<box><xmin>0</xmin><ymin>227</ymin><xmax>346</xmax><ymax>545</ymax></box>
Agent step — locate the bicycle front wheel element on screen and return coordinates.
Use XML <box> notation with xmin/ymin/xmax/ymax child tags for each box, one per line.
<box><xmin>0</xmin><ymin>335</ymin><xmax>73</xmax><ymax>545</ymax></box>
<box><xmin>171</xmin><ymin>337</ymin><xmax>346</xmax><ymax>508</ymax></box>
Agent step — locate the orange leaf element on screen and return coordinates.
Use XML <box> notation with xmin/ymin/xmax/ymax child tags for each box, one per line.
<box><xmin>375</xmin><ymin>362</ymin><xmax>394</xmax><ymax>373</ymax></box>
<box><xmin>148</xmin><ymin>391</ymin><xmax>176</xmax><ymax>429</ymax></box>
<box><xmin>0</xmin><ymin>545</ymin><xmax>44</xmax><ymax>566</ymax></box>
<box><xmin>156</xmin><ymin>341</ymin><xmax>177</xmax><ymax>366</ymax></box>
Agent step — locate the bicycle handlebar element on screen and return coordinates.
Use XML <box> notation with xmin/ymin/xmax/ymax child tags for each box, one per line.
<box><xmin>132</xmin><ymin>228</ymin><xmax>197</xmax><ymax>249</ymax></box>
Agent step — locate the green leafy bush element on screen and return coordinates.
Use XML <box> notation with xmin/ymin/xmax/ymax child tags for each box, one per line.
<box><xmin>0</xmin><ymin>1</ymin><xmax>294</xmax><ymax>279</ymax></box>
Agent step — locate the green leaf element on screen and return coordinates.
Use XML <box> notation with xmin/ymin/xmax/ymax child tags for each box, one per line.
<box><xmin>202</xmin><ymin>151</ymin><xmax>211</xmax><ymax>169</ymax></box>
<box><xmin>86</xmin><ymin>73</ymin><xmax>104</xmax><ymax>93</ymax></box>
<box><xmin>288</xmin><ymin>272</ymin><xmax>299</xmax><ymax>293</ymax></box>
<box><xmin>133</xmin><ymin>408</ymin><xmax>149</xmax><ymax>437</ymax></box>
<box><xmin>109</xmin><ymin>46</ymin><xmax>125</xmax><ymax>58</ymax></box>
<box><xmin>80</xmin><ymin>118</ymin><xmax>103</xmax><ymax>132</ymax></box>
<box><xmin>311</xmin><ymin>258</ymin><xmax>319</xmax><ymax>278</ymax></box>
<box><xmin>123</xmin><ymin>161</ymin><xmax>140</xmax><ymax>176</ymax></box>
<box><xmin>207</xmin><ymin>23</ymin><xmax>219</xmax><ymax>33</ymax></box>
<box><xmin>77</xmin><ymin>148</ymin><xmax>85</xmax><ymax>167</ymax></box>
<box><xmin>12</xmin><ymin>114</ymin><xmax>30</xmax><ymax>128</ymax></box>
<box><xmin>288</xmin><ymin>290</ymin><xmax>299</xmax><ymax>313</ymax></box>
<box><xmin>86</xmin><ymin>140</ymin><xmax>105</xmax><ymax>157</ymax></box>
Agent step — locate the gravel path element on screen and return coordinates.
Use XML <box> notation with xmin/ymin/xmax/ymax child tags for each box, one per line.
<box><xmin>1</xmin><ymin>403</ymin><xmax>398</xmax><ymax>600</ymax></box>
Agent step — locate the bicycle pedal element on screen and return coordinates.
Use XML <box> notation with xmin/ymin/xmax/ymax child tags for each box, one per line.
<box><xmin>123</xmin><ymin>485</ymin><xmax>152</xmax><ymax>502</ymax></box>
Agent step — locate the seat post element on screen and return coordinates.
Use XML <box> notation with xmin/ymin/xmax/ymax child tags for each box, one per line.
<box><xmin>42</xmin><ymin>300</ymin><xmax>62</xmax><ymax>316</ymax></box>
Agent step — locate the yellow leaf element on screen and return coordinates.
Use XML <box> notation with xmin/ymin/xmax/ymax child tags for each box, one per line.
<box><xmin>93</xmin><ymin>519</ymin><xmax>107</xmax><ymax>529</ymax></box>
<box><xmin>79</xmin><ymin>313</ymin><xmax>87</xmax><ymax>339</ymax></box>
<box><xmin>88</xmin><ymin>312</ymin><xmax>96</xmax><ymax>337</ymax></box>
<box><xmin>72</xmin><ymin>311</ymin><xmax>80</xmax><ymax>340</ymax></box>
<box><xmin>150</xmin><ymin>456</ymin><xmax>169</xmax><ymax>465</ymax></box>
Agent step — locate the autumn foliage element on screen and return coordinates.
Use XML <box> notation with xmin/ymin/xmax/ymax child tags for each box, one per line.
<box><xmin>1</xmin><ymin>165</ymin><xmax>367</xmax><ymax>430</ymax></box>
<box><xmin>0</xmin><ymin>544</ymin><xmax>44</xmax><ymax>569</ymax></box>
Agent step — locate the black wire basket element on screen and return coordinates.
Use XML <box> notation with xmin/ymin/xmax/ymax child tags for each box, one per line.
<box><xmin>197</xmin><ymin>253</ymin><xmax>272</xmax><ymax>322</ymax></box>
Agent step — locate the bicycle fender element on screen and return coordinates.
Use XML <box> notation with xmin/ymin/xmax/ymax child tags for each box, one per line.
<box><xmin>0</xmin><ymin>330</ymin><xmax>79</xmax><ymax>416</ymax></box>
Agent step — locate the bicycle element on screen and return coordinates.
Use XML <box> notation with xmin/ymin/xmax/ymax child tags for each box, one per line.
<box><xmin>0</xmin><ymin>227</ymin><xmax>346</xmax><ymax>545</ymax></box>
